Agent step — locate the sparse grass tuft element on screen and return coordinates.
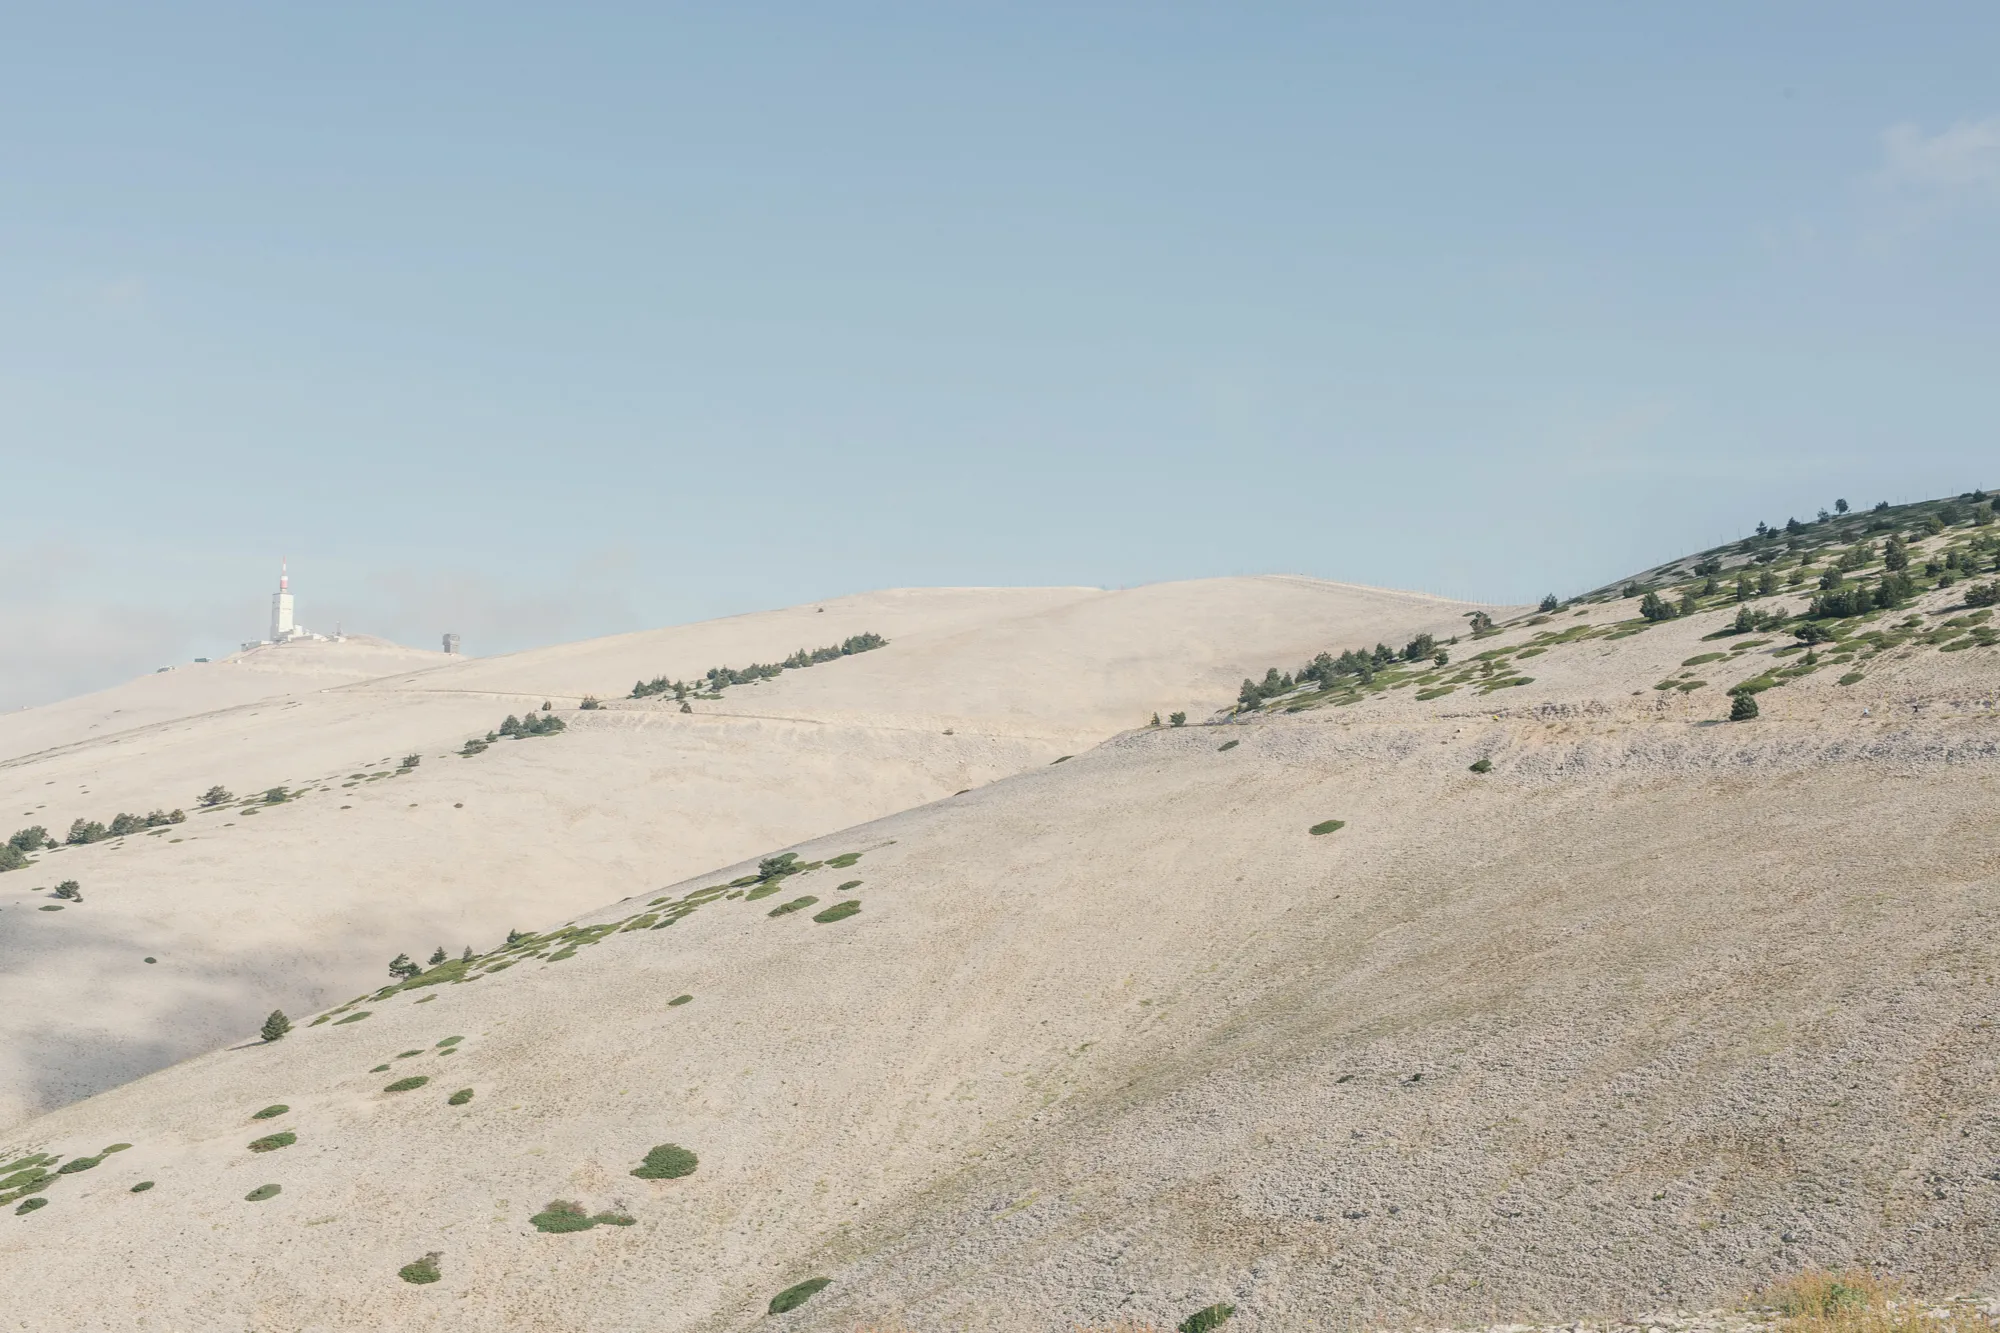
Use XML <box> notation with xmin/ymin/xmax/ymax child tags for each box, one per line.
<box><xmin>768</xmin><ymin>896</ymin><xmax>818</xmax><ymax>917</ymax></box>
<box><xmin>384</xmin><ymin>1076</ymin><xmax>430</xmax><ymax>1093</ymax></box>
<box><xmin>251</xmin><ymin>1105</ymin><xmax>288</xmax><ymax>1120</ymax></box>
<box><xmin>530</xmin><ymin>1200</ymin><xmax>596</xmax><ymax>1233</ymax></box>
<box><xmin>247</xmin><ymin>1132</ymin><xmax>295</xmax><ymax>1153</ymax></box>
<box><xmin>769</xmin><ymin>1278</ymin><xmax>832</xmax><ymax>1313</ymax></box>
<box><xmin>1309</xmin><ymin>820</ymin><xmax>1346</xmax><ymax>836</ymax></box>
<box><xmin>631</xmin><ymin>1144</ymin><xmax>698</xmax><ymax>1179</ymax></box>
<box><xmin>813</xmin><ymin>900</ymin><xmax>861</xmax><ymax>924</ymax></box>
<box><xmin>447</xmin><ymin>1088</ymin><xmax>473</xmax><ymax>1106</ymax></box>
<box><xmin>1750</xmin><ymin>1270</ymin><xmax>1997</xmax><ymax>1333</ymax></box>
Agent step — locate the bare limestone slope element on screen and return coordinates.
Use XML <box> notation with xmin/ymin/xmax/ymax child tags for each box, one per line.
<box><xmin>0</xmin><ymin>578</ymin><xmax>1482</xmax><ymax>1128</ymax></box>
<box><xmin>1</xmin><ymin>569</ymin><xmax>1995</xmax><ymax>1331</ymax></box>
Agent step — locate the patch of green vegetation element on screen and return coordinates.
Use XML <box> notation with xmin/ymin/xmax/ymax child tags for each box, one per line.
<box><xmin>1469</xmin><ymin>759</ymin><xmax>1493</xmax><ymax>773</ymax></box>
<box><xmin>333</xmin><ymin>1011</ymin><xmax>372</xmax><ymax>1025</ymax></box>
<box><xmin>130</xmin><ymin>1181</ymin><xmax>153</xmax><ymax>1193</ymax></box>
<box><xmin>813</xmin><ymin>900</ymin><xmax>861</xmax><ymax>924</ymax></box>
<box><xmin>1218</xmin><ymin>740</ymin><xmax>1239</xmax><ymax>751</ymax></box>
<box><xmin>397</xmin><ymin>1050</ymin><xmax>423</xmax><ymax>1059</ymax></box>
<box><xmin>1839</xmin><ymin>671</ymin><xmax>1865</xmax><ymax>685</ymax></box>
<box><xmin>1476</xmin><ymin>676</ymin><xmax>1534</xmax><ymax>693</ymax></box>
<box><xmin>244</xmin><ymin>1184</ymin><xmax>281</xmax><ymax>1202</ymax></box>
<box><xmin>398</xmin><ymin>1252</ymin><xmax>442</xmax><ymax>1284</ymax></box>
<box><xmin>14</xmin><ymin>1197</ymin><xmax>47</xmax><ymax>1214</ymax></box>
<box><xmin>1309</xmin><ymin>820</ymin><xmax>1347</xmax><ymax>836</ymax></box>
<box><xmin>1181</xmin><ymin>1304</ymin><xmax>1237</xmax><ymax>1333</ymax></box>
<box><xmin>631</xmin><ymin>1143</ymin><xmax>698</xmax><ymax>1179</ymax></box>
<box><xmin>1514</xmin><ymin>646</ymin><xmax>1545</xmax><ymax>658</ymax></box>
<box><xmin>769</xmin><ymin>1278</ymin><xmax>832</xmax><ymax>1314</ymax></box>
<box><xmin>248</xmin><ymin>1132</ymin><xmax>296</xmax><ymax>1153</ymax></box>
<box><xmin>1677</xmin><ymin>680</ymin><xmax>1707</xmax><ymax>691</ymax></box>
<box><xmin>251</xmin><ymin>1104</ymin><xmax>289</xmax><ymax>1120</ymax></box>
<box><xmin>529</xmin><ymin>1199</ymin><xmax>629</xmax><ymax>1233</ymax></box>
<box><xmin>835</xmin><ymin>879</ymin><xmax>861</xmax><ymax>892</ymax></box>
<box><xmin>743</xmin><ymin>882</ymin><xmax>785</xmax><ymax>901</ymax></box>
<box><xmin>620</xmin><ymin>913</ymin><xmax>660</xmax><ymax>930</ymax></box>
<box><xmin>384</xmin><ymin>1076</ymin><xmax>430</xmax><ymax>1093</ymax></box>
<box><xmin>447</xmin><ymin>1089</ymin><xmax>473</xmax><ymax>1106</ymax></box>
<box><xmin>668</xmin><ymin>994</ymin><xmax>693</xmax><ymax>1006</ymax></box>
<box><xmin>56</xmin><ymin>1155</ymin><xmax>103</xmax><ymax>1175</ymax></box>
<box><xmin>1414</xmin><ymin>686</ymin><xmax>1456</xmax><ymax>700</ymax></box>
<box><xmin>768</xmin><ymin>896</ymin><xmax>819</xmax><ymax>917</ymax></box>
<box><xmin>371</xmin><ymin>1064</ymin><xmax>391</xmax><ymax>1073</ymax></box>
<box><xmin>1683</xmin><ymin>652</ymin><xmax>1727</xmax><ymax>666</ymax></box>
<box><xmin>826</xmin><ymin>852</ymin><xmax>862</xmax><ymax>869</ymax></box>
<box><xmin>547</xmin><ymin>947</ymin><xmax>579</xmax><ymax>962</ymax></box>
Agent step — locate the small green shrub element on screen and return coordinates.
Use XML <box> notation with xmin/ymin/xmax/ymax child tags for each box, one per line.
<box><xmin>768</xmin><ymin>896</ymin><xmax>818</xmax><ymax>917</ymax></box>
<box><xmin>668</xmin><ymin>994</ymin><xmax>693</xmax><ymax>1006</ymax></box>
<box><xmin>248</xmin><ymin>1132</ymin><xmax>296</xmax><ymax>1153</ymax></box>
<box><xmin>631</xmin><ymin>1144</ymin><xmax>698</xmax><ymax>1179</ymax></box>
<box><xmin>812</xmin><ymin>900</ymin><xmax>861</xmax><ymax>924</ymax></box>
<box><xmin>447</xmin><ymin>1088</ymin><xmax>473</xmax><ymax>1106</ymax></box>
<box><xmin>130</xmin><ymin>1181</ymin><xmax>154</xmax><ymax>1193</ymax></box>
<box><xmin>260</xmin><ymin>1010</ymin><xmax>291</xmax><ymax>1042</ymax></box>
<box><xmin>1731</xmin><ymin>693</ymin><xmax>1760</xmax><ymax>721</ymax></box>
<box><xmin>1309</xmin><ymin>820</ymin><xmax>1346</xmax><ymax>836</ymax></box>
<box><xmin>1181</xmin><ymin>1303</ymin><xmax>1237</xmax><ymax>1333</ymax></box>
<box><xmin>15</xmin><ymin>1197</ymin><xmax>47</xmax><ymax>1214</ymax></box>
<box><xmin>251</xmin><ymin>1104</ymin><xmax>289</xmax><ymax>1120</ymax></box>
<box><xmin>769</xmin><ymin>1278</ymin><xmax>832</xmax><ymax>1314</ymax></box>
<box><xmin>244</xmin><ymin>1184</ymin><xmax>281</xmax><ymax>1201</ymax></box>
<box><xmin>1218</xmin><ymin>740</ymin><xmax>1239</xmax><ymax>751</ymax></box>
<box><xmin>398</xmin><ymin>1252</ymin><xmax>442</xmax><ymax>1284</ymax></box>
<box><xmin>826</xmin><ymin>852</ymin><xmax>862</xmax><ymax>868</ymax></box>
<box><xmin>384</xmin><ymin>1076</ymin><xmax>430</xmax><ymax>1093</ymax></box>
<box><xmin>56</xmin><ymin>1155</ymin><xmax>103</xmax><ymax>1174</ymax></box>
<box><xmin>1468</xmin><ymin>759</ymin><xmax>1493</xmax><ymax>773</ymax></box>
<box><xmin>530</xmin><ymin>1200</ymin><xmax>599</xmax><ymax>1233</ymax></box>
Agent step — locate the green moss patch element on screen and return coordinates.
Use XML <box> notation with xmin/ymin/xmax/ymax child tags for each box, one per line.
<box><xmin>813</xmin><ymin>900</ymin><xmax>861</xmax><ymax>924</ymax></box>
<box><xmin>768</xmin><ymin>896</ymin><xmax>818</xmax><ymax>918</ymax></box>
<box><xmin>247</xmin><ymin>1132</ymin><xmax>296</xmax><ymax>1153</ymax></box>
<box><xmin>769</xmin><ymin>1278</ymin><xmax>831</xmax><ymax>1314</ymax></box>
<box><xmin>447</xmin><ymin>1088</ymin><xmax>474</xmax><ymax>1106</ymax></box>
<box><xmin>251</xmin><ymin>1105</ymin><xmax>289</xmax><ymax>1120</ymax></box>
<box><xmin>244</xmin><ymin>1184</ymin><xmax>281</xmax><ymax>1201</ymax></box>
<box><xmin>631</xmin><ymin>1144</ymin><xmax>698</xmax><ymax>1179</ymax></box>
<box><xmin>384</xmin><ymin>1076</ymin><xmax>430</xmax><ymax>1093</ymax></box>
<box><xmin>1309</xmin><ymin>820</ymin><xmax>1347</xmax><ymax>836</ymax></box>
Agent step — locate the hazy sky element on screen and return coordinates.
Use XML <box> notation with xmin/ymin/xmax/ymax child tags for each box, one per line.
<box><xmin>4</xmin><ymin>4</ymin><xmax>1997</xmax><ymax>707</ymax></box>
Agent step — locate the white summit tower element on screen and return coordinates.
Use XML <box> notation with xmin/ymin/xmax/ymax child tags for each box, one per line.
<box><xmin>270</xmin><ymin>560</ymin><xmax>297</xmax><ymax>641</ymax></box>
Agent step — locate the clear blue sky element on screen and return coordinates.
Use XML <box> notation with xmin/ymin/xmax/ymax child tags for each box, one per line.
<box><xmin>4</xmin><ymin>4</ymin><xmax>1997</xmax><ymax>706</ymax></box>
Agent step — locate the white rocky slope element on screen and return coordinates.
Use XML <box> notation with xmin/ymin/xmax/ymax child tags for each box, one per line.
<box><xmin>0</xmin><ymin>577</ymin><xmax>1484</xmax><ymax>1127</ymax></box>
<box><xmin>1</xmin><ymin>572</ymin><xmax>1995</xmax><ymax>1332</ymax></box>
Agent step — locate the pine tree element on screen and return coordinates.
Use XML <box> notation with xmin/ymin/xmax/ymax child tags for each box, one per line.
<box><xmin>1639</xmin><ymin>591</ymin><xmax>1675</xmax><ymax>622</ymax></box>
<box><xmin>1883</xmin><ymin>534</ymin><xmax>1909</xmax><ymax>571</ymax></box>
<box><xmin>427</xmin><ymin>946</ymin><xmax>447</xmax><ymax>966</ymax></box>
<box><xmin>260</xmin><ymin>1010</ymin><xmax>291</xmax><ymax>1042</ymax></box>
<box><xmin>1538</xmin><ymin>594</ymin><xmax>1559</xmax><ymax>612</ymax></box>
<box><xmin>388</xmin><ymin>953</ymin><xmax>419</xmax><ymax>980</ymax></box>
<box><xmin>1730</xmin><ymin>693</ymin><xmax>1760</xmax><ymax>721</ymax></box>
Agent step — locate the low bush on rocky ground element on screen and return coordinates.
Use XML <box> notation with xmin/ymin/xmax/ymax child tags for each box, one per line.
<box><xmin>1756</xmin><ymin>1270</ymin><xmax>1997</xmax><ymax>1333</ymax></box>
